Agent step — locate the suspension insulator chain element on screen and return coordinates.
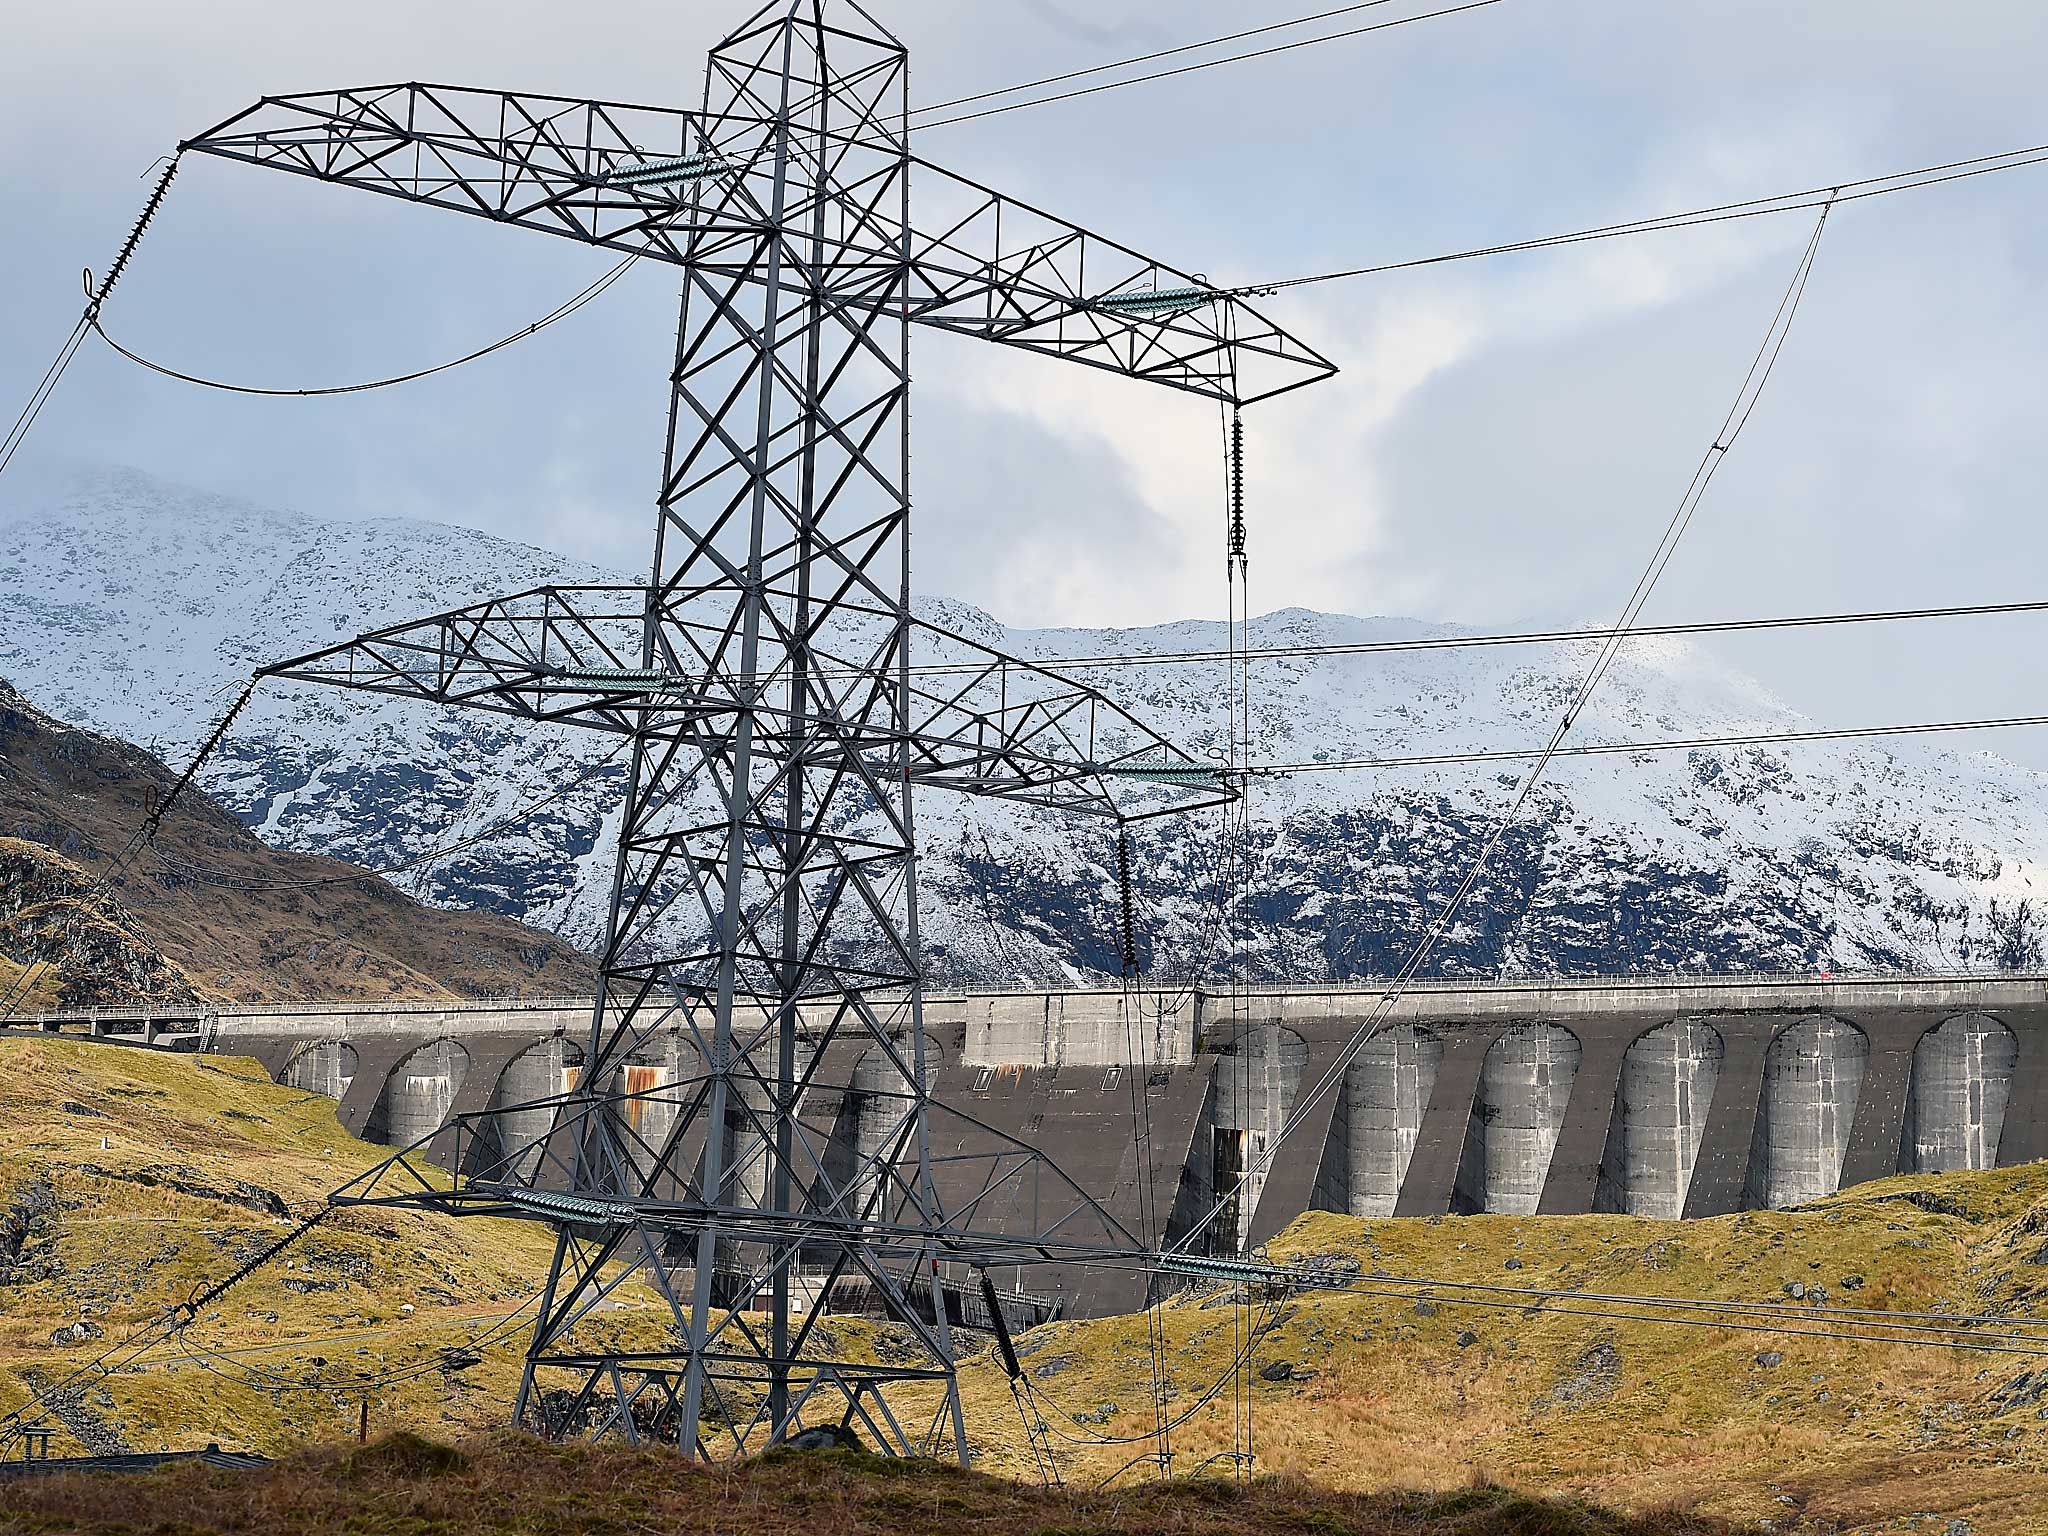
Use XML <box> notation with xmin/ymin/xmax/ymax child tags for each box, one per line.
<box><xmin>86</xmin><ymin>155</ymin><xmax>181</xmax><ymax>319</ymax></box>
<box><xmin>1228</xmin><ymin>412</ymin><xmax>1248</xmax><ymax>562</ymax></box>
<box><xmin>174</xmin><ymin>1205</ymin><xmax>333</xmax><ymax>1326</ymax></box>
<box><xmin>139</xmin><ymin>678</ymin><xmax>257</xmax><ymax>854</ymax></box>
<box><xmin>1117</xmin><ymin>830</ymin><xmax>1140</xmax><ymax>978</ymax></box>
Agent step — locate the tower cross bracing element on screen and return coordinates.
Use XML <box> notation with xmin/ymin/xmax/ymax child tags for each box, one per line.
<box><xmin>177</xmin><ymin>0</ymin><xmax>1334</xmax><ymax>1458</ymax></box>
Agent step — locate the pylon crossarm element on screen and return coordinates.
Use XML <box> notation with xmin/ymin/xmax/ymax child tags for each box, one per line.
<box><xmin>900</xmin><ymin>152</ymin><xmax>1337</xmax><ymax>405</ymax></box>
<box><xmin>181</xmin><ymin>84</ymin><xmax>1333</xmax><ymax>406</ymax></box>
<box><xmin>180</xmin><ymin>84</ymin><xmax>731</xmax><ymax>261</ymax></box>
<box><xmin>264</xmin><ymin>589</ymin><xmax>1236</xmax><ymax>817</ymax></box>
<box><xmin>257</xmin><ymin>584</ymin><xmax>658</xmax><ymax>733</ymax></box>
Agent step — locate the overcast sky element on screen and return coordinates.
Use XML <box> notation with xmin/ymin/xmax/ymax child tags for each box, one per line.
<box><xmin>4</xmin><ymin>2</ymin><xmax>2047</xmax><ymax>760</ymax></box>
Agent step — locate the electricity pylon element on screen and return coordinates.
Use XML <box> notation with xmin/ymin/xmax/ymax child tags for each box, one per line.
<box><xmin>178</xmin><ymin>0</ymin><xmax>1334</xmax><ymax>1459</ymax></box>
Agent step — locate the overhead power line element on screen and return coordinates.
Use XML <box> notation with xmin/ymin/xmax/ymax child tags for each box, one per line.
<box><xmin>1152</xmin><ymin>1257</ymin><xmax>2048</xmax><ymax>1349</ymax></box>
<box><xmin>1018</xmin><ymin>1247</ymin><xmax>2048</xmax><ymax>1487</ymax></box>
<box><xmin>1239</xmin><ymin>140</ymin><xmax>2048</xmax><ymax>294</ymax></box>
<box><xmin>1063</xmin><ymin>1255</ymin><xmax>2048</xmax><ymax>1365</ymax></box>
<box><xmin>919</xmin><ymin>597</ymin><xmax>2048</xmax><ymax>681</ymax></box>
<box><xmin>7</xmin><ymin>163</ymin><xmax>657</xmax><ymax>486</ymax></box>
<box><xmin>608</xmin><ymin>595</ymin><xmax>2048</xmax><ymax>693</ymax></box>
<box><xmin>179</xmin><ymin>1296</ymin><xmax>542</xmax><ymax>1396</ymax></box>
<box><xmin>0</xmin><ymin>158</ymin><xmax>180</xmax><ymax>485</ymax></box>
<box><xmin>1014</xmin><ymin>1252</ymin><xmax>2048</xmax><ymax>1491</ymax></box>
<box><xmin>0</xmin><ymin>318</ymin><xmax>93</xmax><ymax>485</ymax></box>
<box><xmin>1311</xmin><ymin>1269</ymin><xmax>2048</xmax><ymax>1338</ymax></box>
<box><xmin>911</xmin><ymin>1</ymin><xmax>1417</xmax><ymax>118</ymax></box>
<box><xmin>0</xmin><ymin>1205</ymin><xmax>331</xmax><ymax>1455</ymax></box>
<box><xmin>909</xmin><ymin>1</ymin><xmax>1506</xmax><ymax>132</ymax></box>
<box><xmin>0</xmin><ymin>679</ymin><xmax>259</xmax><ymax>1025</ymax></box>
<box><xmin>1253</xmin><ymin>1270</ymin><xmax>2048</xmax><ymax>1360</ymax></box>
<box><xmin>1253</xmin><ymin>710</ymin><xmax>2048</xmax><ymax>776</ymax></box>
<box><xmin>892</xmin><ymin>6</ymin><xmax>2048</xmax><ymax>309</ymax></box>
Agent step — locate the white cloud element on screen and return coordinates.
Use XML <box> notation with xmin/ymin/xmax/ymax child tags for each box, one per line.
<box><xmin>7</xmin><ymin>0</ymin><xmax>2048</xmax><ymax>757</ymax></box>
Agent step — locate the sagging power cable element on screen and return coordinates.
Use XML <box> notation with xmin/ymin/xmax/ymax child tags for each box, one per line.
<box><xmin>1309</xmin><ymin>1269</ymin><xmax>2048</xmax><ymax>1340</ymax></box>
<box><xmin>94</xmin><ymin>244</ymin><xmax>651</xmax><ymax>398</ymax></box>
<box><xmin>993</xmin><ymin>597</ymin><xmax>2048</xmax><ymax>680</ymax></box>
<box><xmin>1224</xmin><ymin>1262</ymin><xmax>2048</xmax><ymax>1360</ymax></box>
<box><xmin>1121</xmin><ymin>1253</ymin><xmax>2048</xmax><ymax>1353</ymax></box>
<box><xmin>993</xmin><ymin>1248</ymin><xmax>2045</xmax><ymax>1484</ymax></box>
<box><xmin>1315</xmin><ymin>1286</ymin><xmax>2048</xmax><ymax>1359</ymax></box>
<box><xmin>912</xmin><ymin>2</ymin><xmax>1422</xmax><ymax>120</ymax></box>
<box><xmin>648</xmin><ymin>596</ymin><xmax>2048</xmax><ymax>690</ymax></box>
<box><xmin>977</xmin><ymin>1252</ymin><xmax>2046</xmax><ymax>1484</ymax></box>
<box><xmin>1023</xmin><ymin>1285</ymin><xmax>1287</xmax><ymax>1452</ymax></box>
<box><xmin>895</xmin><ymin>0</ymin><xmax>2045</xmax><ymax>307</ymax></box>
<box><xmin>178</xmin><ymin>1294</ymin><xmax>541</xmax><ymax>1397</ymax></box>
<box><xmin>1227</xmin><ymin>140</ymin><xmax>2048</xmax><ymax>298</ymax></box>
<box><xmin>1</xmin><ymin>1217</ymin><xmax>542</xmax><ymax>1455</ymax></box>
<box><xmin>9</xmin><ymin>151</ymin><xmax>654</xmax><ymax>484</ymax></box>
<box><xmin>0</xmin><ymin>1205</ymin><xmax>330</xmax><ymax>1455</ymax></box>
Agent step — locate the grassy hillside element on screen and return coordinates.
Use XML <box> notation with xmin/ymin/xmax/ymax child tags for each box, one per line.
<box><xmin>3</xmin><ymin>1036</ymin><xmax>2045</xmax><ymax>1534</ymax></box>
<box><xmin>0</xmin><ymin>1037</ymin><xmax>608</xmax><ymax>1456</ymax></box>
<box><xmin>949</xmin><ymin>1175</ymin><xmax>2048</xmax><ymax>1533</ymax></box>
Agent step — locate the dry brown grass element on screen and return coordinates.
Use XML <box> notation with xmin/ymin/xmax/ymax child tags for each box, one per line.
<box><xmin>0</xmin><ymin>1038</ymin><xmax>605</xmax><ymax>1456</ymax></box>
<box><xmin>945</xmin><ymin>1180</ymin><xmax>2048</xmax><ymax>1533</ymax></box>
<box><xmin>6</xmin><ymin>1039</ymin><xmax>2047</xmax><ymax>1533</ymax></box>
<box><xmin>0</xmin><ymin>1431</ymin><xmax>1753</xmax><ymax>1536</ymax></box>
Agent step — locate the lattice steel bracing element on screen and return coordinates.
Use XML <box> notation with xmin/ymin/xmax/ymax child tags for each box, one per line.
<box><xmin>181</xmin><ymin>0</ymin><xmax>1333</xmax><ymax>1460</ymax></box>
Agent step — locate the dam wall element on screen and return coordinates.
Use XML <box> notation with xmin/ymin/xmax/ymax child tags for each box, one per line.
<box><xmin>29</xmin><ymin>974</ymin><xmax>2048</xmax><ymax>1316</ymax></box>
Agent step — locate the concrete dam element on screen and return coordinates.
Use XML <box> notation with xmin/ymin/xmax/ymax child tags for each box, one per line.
<box><xmin>51</xmin><ymin>973</ymin><xmax>2046</xmax><ymax>1315</ymax></box>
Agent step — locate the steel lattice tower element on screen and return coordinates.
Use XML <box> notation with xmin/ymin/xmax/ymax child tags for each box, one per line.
<box><xmin>177</xmin><ymin>0</ymin><xmax>1334</xmax><ymax>1458</ymax></box>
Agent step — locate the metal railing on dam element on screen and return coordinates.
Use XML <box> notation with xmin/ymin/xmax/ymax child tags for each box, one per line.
<box><xmin>16</xmin><ymin>972</ymin><xmax>2046</xmax><ymax>1317</ymax></box>
<box><xmin>24</xmin><ymin>964</ymin><xmax>2048</xmax><ymax>1032</ymax></box>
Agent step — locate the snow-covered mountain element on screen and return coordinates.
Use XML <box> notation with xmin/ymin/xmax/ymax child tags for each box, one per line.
<box><xmin>5</xmin><ymin>461</ymin><xmax>2046</xmax><ymax>982</ymax></box>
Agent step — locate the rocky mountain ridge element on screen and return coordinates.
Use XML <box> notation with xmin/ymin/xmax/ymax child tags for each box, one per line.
<box><xmin>0</xmin><ymin>667</ymin><xmax>595</xmax><ymax>1006</ymax></box>
<box><xmin>3</xmin><ymin>461</ymin><xmax>2045</xmax><ymax>983</ymax></box>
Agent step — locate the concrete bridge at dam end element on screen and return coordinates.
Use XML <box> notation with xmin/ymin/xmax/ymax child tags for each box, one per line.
<box><xmin>23</xmin><ymin>974</ymin><xmax>2048</xmax><ymax>1317</ymax></box>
